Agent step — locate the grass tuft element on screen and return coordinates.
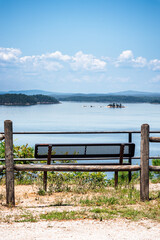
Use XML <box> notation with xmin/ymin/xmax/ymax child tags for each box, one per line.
<box><xmin>40</xmin><ymin>211</ymin><xmax>83</xmax><ymax>221</ymax></box>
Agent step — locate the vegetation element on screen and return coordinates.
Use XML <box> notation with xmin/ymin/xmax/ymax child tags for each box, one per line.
<box><xmin>150</xmin><ymin>99</ymin><xmax>160</xmax><ymax>104</ymax></box>
<box><xmin>107</xmin><ymin>103</ymin><xmax>125</xmax><ymax>108</ymax></box>
<box><xmin>2</xmin><ymin>90</ymin><xmax>160</xmax><ymax>104</ymax></box>
<box><xmin>37</xmin><ymin>171</ymin><xmax>107</xmax><ymax>194</ymax></box>
<box><xmin>59</xmin><ymin>94</ymin><xmax>160</xmax><ymax>103</ymax></box>
<box><xmin>40</xmin><ymin>211</ymin><xmax>81</xmax><ymax>221</ymax></box>
<box><xmin>0</xmin><ymin>142</ymin><xmax>160</xmax><ymax>222</ymax></box>
<box><xmin>0</xmin><ymin>141</ymin><xmax>35</xmax><ymax>183</ymax></box>
<box><xmin>0</xmin><ymin>94</ymin><xmax>59</xmax><ymax>105</ymax></box>
<box><xmin>150</xmin><ymin>159</ymin><xmax>160</xmax><ymax>183</ymax></box>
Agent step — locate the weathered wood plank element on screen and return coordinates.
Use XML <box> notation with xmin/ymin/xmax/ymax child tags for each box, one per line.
<box><xmin>14</xmin><ymin>164</ymin><xmax>141</xmax><ymax>172</ymax></box>
<box><xmin>140</xmin><ymin>124</ymin><xmax>149</xmax><ymax>201</ymax></box>
<box><xmin>149</xmin><ymin>137</ymin><xmax>160</xmax><ymax>142</ymax></box>
<box><xmin>4</xmin><ymin>120</ymin><xmax>15</xmax><ymax>206</ymax></box>
<box><xmin>149</xmin><ymin>166</ymin><xmax>160</xmax><ymax>171</ymax></box>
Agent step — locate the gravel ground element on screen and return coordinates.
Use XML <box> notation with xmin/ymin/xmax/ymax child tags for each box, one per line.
<box><xmin>0</xmin><ymin>184</ymin><xmax>160</xmax><ymax>240</ymax></box>
<box><xmin>0</xmin><ymin>219</ymin><xmax>160</xmax><ymax>240</ymax></box>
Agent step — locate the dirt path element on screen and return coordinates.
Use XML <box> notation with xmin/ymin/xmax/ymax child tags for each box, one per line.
<box><xmin>0</xmin><ymin>219</ymin><xmax>160</xmax><ymax>240</ymax></box>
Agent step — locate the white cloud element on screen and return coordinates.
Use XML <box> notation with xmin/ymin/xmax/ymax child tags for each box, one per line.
<box><xmin>149</xmin><ymin>59</ymin><xmax>160</xmax><ymax>71</ymax></box>
<box><xmin>115</xmin><ymin>50</ymin><xmax>147</xmax><ymax>68</ymax></box>
<box><xmin>20</xmin><ymin>51</ymin><xmax>71</xmax><ymax>64</ymax></box>
<box><xmin>132</xmin><ymin>57</ymin><xmax>147</xmax><ymax>67</ymax></box>
<box><xmin>19</xmin><ymin>50</ymin><xmax>107</xmax><ymax>72</ymax></box>
<box><xmin>1</xmin><ymin>47</ymin><xmax>160</xmax><ymax>76</ymax></box>
<box><xmin>0</xmin><ymin>47</ymin><xmax>21</xmax><ymax>61</ymax></box>
<box><xmin>71</xmin><ymin>51</ymin><xmax>106</xmax><ymax>71</ymax></box>
<box><xmin>119</xmin><ymin>50</ymin><xmax>133</xmax><ymax>61</ymax></box>
<box><xmin>45</xmin><ymin>51</ymin><xmax>71</xmax><ymax>61</ymax></box>
<box><xmin>20</xmin><ymin>53</ymin><xmax>64</xmax><ymax>71</ymax></box>
<box><xmin>20</xmin><ymin>55</ymin><xmax>36</xmax><ymax>63</ymax></box>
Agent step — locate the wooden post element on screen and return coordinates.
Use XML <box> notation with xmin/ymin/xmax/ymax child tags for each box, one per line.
<box><xmin>4</xmin><ymin>120</ymin><xmax>15</xmax><ymax>206</ymax></box>
<box><xmin>128</xmin><ymin>132</ymin><xmax>132</xmax><ymax>183</ymax></box>
<box><xmin>43</xmin><ymin>145</ymin><xmax>52</xmax><ymax>191</ymax></box>
<box><xmin>140</xmin><ymin>124</ymin><xmax>149</xmax><ymax>201</ymax></box>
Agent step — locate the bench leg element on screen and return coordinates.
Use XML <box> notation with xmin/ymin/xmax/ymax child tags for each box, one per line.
<box><xmin>115</xmin><ymin>171</ymin><xmax>118</xmax><ymax>188</ymax></box>
<box><xmin>43</xmin><ymin>171</ymin><xmax>47</xmax><ymax>191</ymax></box>
<box><xmin>128</xmin><ymin>171</ymin><xmax>132</xmax><ymax>183</ymax></box>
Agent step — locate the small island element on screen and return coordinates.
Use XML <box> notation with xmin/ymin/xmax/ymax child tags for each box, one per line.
<box><xmin>0</xmin><ymin>94</ymin><xmax>60</xmax><ymax>106</ymax></box>
<box><xmin>107</xmin><ymin>103</ymin><xmax>125</xmax><ymax>108</ymax></box>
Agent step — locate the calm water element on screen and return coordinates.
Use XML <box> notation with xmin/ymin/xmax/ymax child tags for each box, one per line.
<box><xmin>0</xmin><ymin>102</ymin><xmax>160</xmax><ymax>178</ymax></box>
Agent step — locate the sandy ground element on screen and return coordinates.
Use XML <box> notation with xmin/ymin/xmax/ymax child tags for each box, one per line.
<box><xmin>0</xmin><ymin>184</ymin><xmax>160</xmax><ymax>240</ymax></box>
<box><xmin>0</xmin><ymin>219</ymin><xmax>160</xmax><ymax>240</ymax></box>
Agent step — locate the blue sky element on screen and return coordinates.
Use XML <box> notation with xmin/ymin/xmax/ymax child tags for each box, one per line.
<box><xmin>0</xmin><ymin>0</ymin><xmax>160</xmax><ymax>93</ymax></box>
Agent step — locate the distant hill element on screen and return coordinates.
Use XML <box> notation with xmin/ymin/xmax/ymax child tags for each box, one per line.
<box><xmin>0</xmin><ymin>89</ymin><xmax>160</xmax><ymax>102</ymax></box>
<box><xmin>58</xmin><ymin>95</ymin><xmax>160</xmax><ymax>103</ymax></box>
<box><xmin>107</xmin><ymin>90</ymin><xmax>160</xmax><ymax>96</ymax></box>
<box><xmin>7</xmin><ymin>89</ymin><xmax>73</xmax><ymax>97</ymax></box>
<box><xmin>0</xmin><ymin>94</ymin><xmax>60</xmax><ymax>106</ymax></box>
<box><xmin>56</xmin><ymin>90</ymin><xmax>160</xmax><ymax>102</ymax></box>
<box><xmin>8</xmin><ymin>90</ymin><xmax>54</xmax><ymax>96</ymax></box>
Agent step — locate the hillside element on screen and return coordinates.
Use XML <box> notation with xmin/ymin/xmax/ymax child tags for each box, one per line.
<box><xmin>0</xmin><ymin>94</ymin><xmax>60</xmax><ymax>106</ymax></box>
<box><xmin>58</xmin><ymin>95</ymin><xmax>160</xmax><ymax>103</ymax></box>
<box><xmin>1</xmin><ymin>90</ymin><xmax>160</xmax><ymax>103</ymax></box>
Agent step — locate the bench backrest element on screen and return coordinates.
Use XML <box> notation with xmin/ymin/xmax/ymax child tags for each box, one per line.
<box><xmin>35</xmin><ymin>143</ymin><xmax>135</xmax><ymax>159</ymax></box>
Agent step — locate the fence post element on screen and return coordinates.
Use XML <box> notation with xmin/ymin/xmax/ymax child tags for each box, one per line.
<box><xmin>140</xmin><ymin>124</ymin><xmax>149</xmax><ymax>201</ymax></box>
<box><xmin>4</xmin><ymin>120</ymin><xmax>15</xmax><ymax>206</ymax></box>
<box><xmin>128</xmin><ymin>132</ymin><xmax>132</xmax><ymax>182</ymax></box>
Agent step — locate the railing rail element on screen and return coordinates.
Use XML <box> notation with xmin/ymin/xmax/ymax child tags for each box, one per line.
<box><xmin>1</xmin><ymin>130</ymin><xmax>160</xmax><ymax>134</ymax></box>
<box><xmin>1</xmin><ymin>156</ymin><xmax>160</xmax><ymax>161</ymax></box>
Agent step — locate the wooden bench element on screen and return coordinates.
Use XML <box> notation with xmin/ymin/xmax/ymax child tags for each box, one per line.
<box><xmin>35</xmin><ymin>143</ymin><xmax>135</xmax><ymax>189</ymax></box>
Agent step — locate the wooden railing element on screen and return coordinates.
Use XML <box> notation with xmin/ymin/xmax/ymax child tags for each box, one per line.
<box><xmin>0</xmin><ymin>120</ymin><xmax>160</xmax><ymax>206</ymax></box>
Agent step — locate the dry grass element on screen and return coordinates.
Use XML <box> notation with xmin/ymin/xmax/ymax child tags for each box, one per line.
<box><xmin>0</xmin><ymin>183</ymin><xmax>159</xmax><ymax>223</ymax></box>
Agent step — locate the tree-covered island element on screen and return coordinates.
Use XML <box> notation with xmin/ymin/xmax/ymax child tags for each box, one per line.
<box><xmin>107</xmin><ymin>103</ymin><xmax>125</xmax><ymax>108</ymax></box>
<box><xmin>0</xmin><ymin>94</ymin><xmax>60</xmax><ymax>106</ymax></box>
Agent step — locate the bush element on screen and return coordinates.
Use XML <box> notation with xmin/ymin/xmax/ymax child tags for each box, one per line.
<box><xmin>0</xmin><ymin>141</ymin><xmax>35</xmax><ymax>183</ymax></box>
<box><xmin>0</xmin><ymin>141</ymin><xmax>34</xmax><ymax>159</ymax></box>
<box><xmin>151</xmin><ymin>159</ymin><xmax>160</xmax><ymax>183</ymax></box>
<box><xmin>41</xmin><ymin>171</ymin><xmax>107</xmax><ymax>193</ymax></box>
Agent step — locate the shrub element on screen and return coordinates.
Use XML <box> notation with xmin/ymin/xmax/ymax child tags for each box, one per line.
<box><xmin>151</xmin><ymin>159</ymin><xmax>160</xmax><ymax>182</ymax></box>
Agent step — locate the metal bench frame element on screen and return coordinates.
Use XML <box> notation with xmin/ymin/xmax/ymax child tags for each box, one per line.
<box><xmin>35</xmin><ymin>143</ymin><xmax>135</xmax><ymax>188</ymax></box>
<box><xmin>35</xmin><ymin>143</ymin><xmax>135</xmax><ymax>162</ymax></box>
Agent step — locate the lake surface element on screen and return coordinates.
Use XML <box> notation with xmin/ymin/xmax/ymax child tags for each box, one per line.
<box><xmin>0</xmin><ymin>102</ymin><xmax>160</xmax><ymax>178</ymax></box>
